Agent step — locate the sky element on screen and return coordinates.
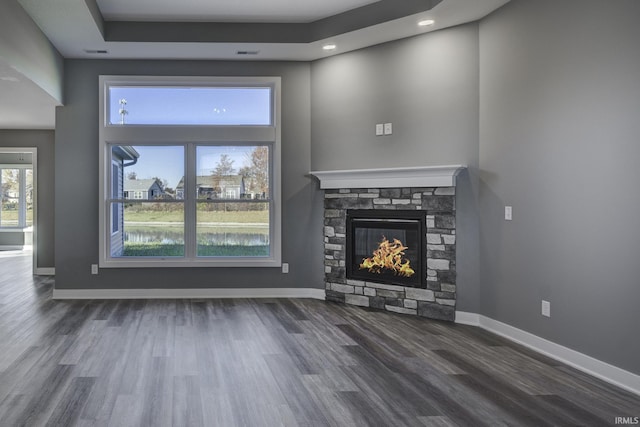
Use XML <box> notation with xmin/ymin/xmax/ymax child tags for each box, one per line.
<box><xmin>109</xmin><ymin>86</ymin><xmax>271</xmax><ymax>125</ymax></box>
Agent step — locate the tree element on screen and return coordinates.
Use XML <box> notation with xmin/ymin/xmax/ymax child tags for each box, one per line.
<box><xmin>243</xmin><ymin>146</ymin><xmax>269</xmax><ymax>196</ymax></box>
<box><xmin>213</xmin><ymin>154</ymin><xmax>235</xmax><ymax>176</ymax></box>
<box><xmin>127</xmin><ymin>171</ymin><xmax>137</xmax><ymax>180</ymax></box>
<box><xmin>1</xmin><ymin>169</ymin><xmax>19</xmax><ymax>196</ymax></box>
<box><xmin>151</xmin><ymin>176</ymin><xmax>168</xmax><ymax>191</ymax></box>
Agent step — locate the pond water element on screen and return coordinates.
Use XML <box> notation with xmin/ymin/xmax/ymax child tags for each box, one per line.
<box><xmin>124</xmin><ymin>228</ymin><xmax>269</xmax><ymax>246</ymax></box>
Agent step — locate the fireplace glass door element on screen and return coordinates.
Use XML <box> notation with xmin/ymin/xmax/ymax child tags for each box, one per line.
<box><xmin>346</xmin><ymin>210</ymin><xmax>425</xmax><ymax>288</ymax></box>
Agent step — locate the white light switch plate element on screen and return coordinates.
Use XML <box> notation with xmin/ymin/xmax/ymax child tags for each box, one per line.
<box><xmin>541</xmin><ymin>300</ymin><xmax>551</xmax><ymax>317</ymax></box>
<box><xmin>384</xmin><ymin>123</ymin><xmax>393</xmax><ymax>135</ymax></box>
<box><xmin>505</xmin><ymin>206</ymin><xmax>512</xmax><ymax>221</ymax></box>
<box><xmin>282</xmin><ymin>263</ymin><xmax>289</xmax><ymax>273</ymax></box>
<box><xmin>375</xmin><ymin>124</ymin><xmax>384</xmax><ymax>136</ymax></box>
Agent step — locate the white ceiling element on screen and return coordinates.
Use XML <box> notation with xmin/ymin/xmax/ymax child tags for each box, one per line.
<box><xmin>3</xmin><ymin>0</ymin><xmax>510</xmax><ymax>129</ymax></box>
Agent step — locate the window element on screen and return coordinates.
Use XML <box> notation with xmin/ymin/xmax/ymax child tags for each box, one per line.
<box><xmin>0</xmin><ymin>167</ymin><xmax>33</xmax><ymax>229</ymax></box>
<box><xmin>99</xmin><ymin>76</ymin><xmax>281</xmax><ymax>268</ymax></box>
<box><xmin>107</xmin><ymin>86</ymin><xmax>272</xmax><ymax>126</ymax></box>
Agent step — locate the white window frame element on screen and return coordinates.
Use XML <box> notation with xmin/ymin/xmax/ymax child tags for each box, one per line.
<box><xmin>98</xmin><ymin>75</ymin><xmax>282</xmax><ymax>268</ymax></box>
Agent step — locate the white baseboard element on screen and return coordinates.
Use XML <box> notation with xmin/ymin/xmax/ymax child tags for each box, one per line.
<box><xmin>456</xmin><ymin>311</ymin><xmax>640</xmax><ymax>396</ymax></box>
<box><xmin>454</xmin><ymin>311</ymin><xmax>480</xmax><ymax>326</ymax></box>
<box><xmin>35</xmin><ymin>267</ymin><xmax>55</xmax><ymax>276</ymax></box>
<box><xmin>52</xmin><ymin>287</ymin><xmax>326</xmax><ymax>301</ymax></box>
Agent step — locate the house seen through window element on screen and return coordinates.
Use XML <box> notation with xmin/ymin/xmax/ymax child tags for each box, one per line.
<box><xmin>100</xmin><ymin>76</ymin><xmax>281</xmax><ymax>268</ymax></box>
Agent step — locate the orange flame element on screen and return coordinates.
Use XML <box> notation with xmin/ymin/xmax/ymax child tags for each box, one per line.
<box><xmin>359</xmin><ymin>236</ymin><xmax>415</xmax><ymax>277</ymax></box>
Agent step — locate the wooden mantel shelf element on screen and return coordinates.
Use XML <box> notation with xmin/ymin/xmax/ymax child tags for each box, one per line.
<box><xmin>309</xmin><ymin>165</ymin><xmax>467</xmax><ymax>189</ymax></box>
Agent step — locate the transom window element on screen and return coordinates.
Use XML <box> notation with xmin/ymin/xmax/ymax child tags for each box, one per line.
<box><xmin>99</xmin><ymin>76</ymin><xmax>281</xmax><ymax>268</ymax></box>
<box><xmin>107</xmin><ymin>86</ymin><xmax>272</xmax><ymax>126</ymax></box>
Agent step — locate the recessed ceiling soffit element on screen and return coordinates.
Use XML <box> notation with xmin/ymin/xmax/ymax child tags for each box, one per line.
<box><xmin>104</xmin><ymin>0</ymin><xmax>444</xmax><ymax>44</ymax></box>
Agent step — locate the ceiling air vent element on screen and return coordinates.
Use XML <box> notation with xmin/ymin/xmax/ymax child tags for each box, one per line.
<box><xmin>236</xmin><ymin>50</ymin><xmax>260</xmax><ymax>56</ymax></box>
<box><xmin>84</xmin><ymin>49</ymin><xmax>108</xmax><ymax>54</ymax></box>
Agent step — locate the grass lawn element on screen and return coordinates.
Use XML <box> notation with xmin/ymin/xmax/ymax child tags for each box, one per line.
<box><xmin>124</xmin><ymin>209</ymin><xmax>268</xmax><ymax>224</ymax></box>
<box><xmin>0</xmin><ymin>209</ymin><xmax>33</xmax><ymax>225</ymax></box>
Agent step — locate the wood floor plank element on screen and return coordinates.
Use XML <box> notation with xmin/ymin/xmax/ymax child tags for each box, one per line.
<box><xmin>339</xmin><ymin>390</ymin><xmax>402</xmax><ymax>427</ymax></box>
<box><xmin>340</xmin><ymin>348</ymin><xmax>438</xmax><ymax>425</ymax></box>
<box><xmin>300</xmin><ymin>373</ymin><xmax>360</xmax><ymax>427</ymax></box>
<box><xmin>263</xmin><ymin>353</ymin><xmax>332</xmax><ymax>426</ymax></box>
<box><xmin>45</xmin><ymin>376</ymin><xmax>96</xmax><ymax>427</ymax></box>
<box><xmin>417</xmin><ymin>415</ymin><xmax>457</xmax><ymax>427</ymax></box>
<box><xmin>0</xmin><ymin>250</ymin><xmax>638</xmax><ymax>426</ymax></box>
<box><xmin>536</xmin><ymin>394</ymin><xmax>610</xmax><ymax>427</ymax></box>
<box><xmin>11</xmin><ymin>364</ymin><xmax>75</xmax><ymax>427</ymax></box>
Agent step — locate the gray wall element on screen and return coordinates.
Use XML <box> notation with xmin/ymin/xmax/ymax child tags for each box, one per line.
<box><xmin>0</xmin><ymin>231</ymin><xmax>24</xmax><ymax>247</ymax></box>
<box><xmin>0</xmin><ymin>130</ymin><xmax>55</xmax><ymax>268</ymax></box>
<box><xmin>311</xmin><ymin>24</ymin><xmax>481</xmax><ymax>312</ymax></box>
<box><xmin>479</xmin><ymin>0</ymin><xmax>640</xmax><ymax>374</ymax></box>
<box><xmin>55</xmin><ymin>59</ymin><xmax>324</xmax><ymax>290</ymax></box>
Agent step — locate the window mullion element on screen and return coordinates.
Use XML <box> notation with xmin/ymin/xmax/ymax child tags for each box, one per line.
<box><xmin>17</xmin><ymin>169</ymin><xmax>26</xmax><ymax>228</ymax></box>
<box><xmin>184</xmin><ymin>143</ymin><xmax>197</xmax><ymax>259</ymax></box>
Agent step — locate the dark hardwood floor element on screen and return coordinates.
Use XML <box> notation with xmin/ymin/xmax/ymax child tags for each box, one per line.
<box><xmin>0</xmin><ymin>251</ymin><xmax>638</xmax><ymax>426</ymax></box>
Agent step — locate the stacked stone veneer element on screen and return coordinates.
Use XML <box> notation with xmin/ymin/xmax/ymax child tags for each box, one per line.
<box><xmin>324</xmin><ymin>187</ymin><xmax>457</xmax><ymax>322</ymax></box>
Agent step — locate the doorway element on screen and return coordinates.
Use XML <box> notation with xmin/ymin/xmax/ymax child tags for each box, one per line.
<box><xmin>0</xmin><ymin>147</ymin><xmax>38</xmax><ymax>274</ymax></box>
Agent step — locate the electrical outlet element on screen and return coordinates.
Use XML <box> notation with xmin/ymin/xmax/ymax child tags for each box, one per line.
<box><xmin>383</xmin><ymin>123</ymin><xmax>393</xmax><ymax>135</ymax></box>
<box><xmin>505</xmin><ymin>206</ymin><xmax>512</xmax><ymax>221</ymax></box>
<box><xmin>541</xmin><ymin>300</ymin><xmax>551</xmax><ymax>317</ymax></box>
<box><xmin>282</xmin><ymin>263</ymin><xmax>289</xmax><ymax>274</ymax></box>
<box><xmin>375</xmin><ymin>124</ymin><xmax>384</xmax><ymax>136</ymax></box>
<box><xmin>91</xmin><ymin>264</ymin><xmax>98</xmax><ymax>275</ymax></box>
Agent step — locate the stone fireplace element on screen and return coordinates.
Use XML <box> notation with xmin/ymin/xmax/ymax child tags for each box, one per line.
<box><xmin>311</xmin><ymin>166</ymin><xmax>465</xmax><ymax>322</ymax></box>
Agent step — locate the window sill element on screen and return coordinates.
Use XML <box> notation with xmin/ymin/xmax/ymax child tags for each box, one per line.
<box><xmin>99</xmin><ymin>256</ymin><xmax>282</xmax><ymax>268</ymax></box>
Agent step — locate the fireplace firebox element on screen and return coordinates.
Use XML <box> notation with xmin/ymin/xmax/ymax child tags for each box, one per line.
<box><xmin>346</xmin><ymin>210</ymin><xmax>426</xmax><ymax>288</ymax></box>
